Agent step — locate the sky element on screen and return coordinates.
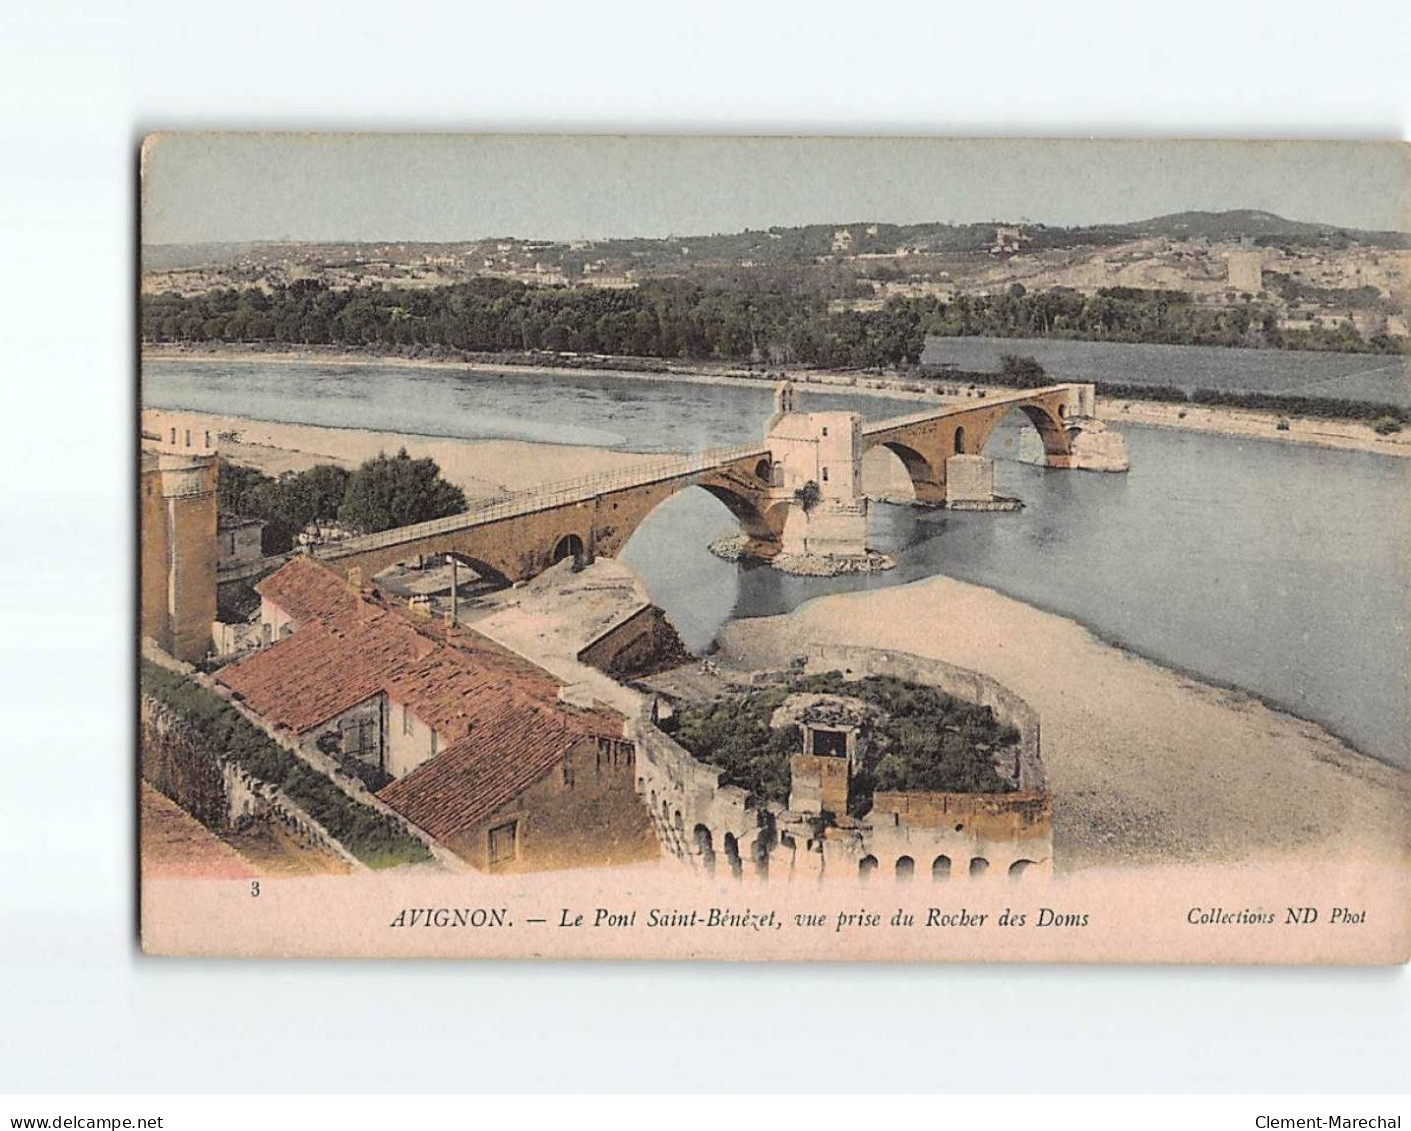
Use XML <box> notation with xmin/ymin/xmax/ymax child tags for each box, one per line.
<box><xmin>140</xmin><ymin>134</ymin><xmax>1411</xmax><ymax>245</ymax></box>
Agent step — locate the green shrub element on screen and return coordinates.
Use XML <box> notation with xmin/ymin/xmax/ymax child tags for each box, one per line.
<box><xmin>1372</xmin><ymin>416</ymin><xmax>1404</xmax><ymax>435</ymax></box>
<box><xmin>670</xmin><ymin>671</ymin><xmax>1018</xmax><ymax>816</ymax></box>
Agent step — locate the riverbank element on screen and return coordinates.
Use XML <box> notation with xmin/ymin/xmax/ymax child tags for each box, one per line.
<box><xmin>144</xmin><ymin>409</ymin><xmax>659</xmax><ymax>502</ymax></box>
<box><xmin>142</xmin><ymin>342</ymin><xmax>946</xmax><ymax>403</ymax></box>
<box><xmin>144</xmin><ymin>342</ymin><xmax>1411</xmax><ymax>459</ymax></box>
<box><xmin>715</xmin><ymin>576</ymin><xmax>1411</xmax><ymax>872</ymax></box>
<box><xmin>1097</xmin><ymin>397</ymin><xmax>1411</xmax><ymax>459</ymax></box>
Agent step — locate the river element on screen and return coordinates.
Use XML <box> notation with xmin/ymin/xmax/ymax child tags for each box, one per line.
<box><xmin>144</xmin><ymin>356</ymin><xmax>1411</xmax><ymax>770</ymax></box>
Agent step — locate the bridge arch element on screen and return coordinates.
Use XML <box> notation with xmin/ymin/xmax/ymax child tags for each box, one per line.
<box><xmin>979</xmin><ymin>403</ymin><xmax>1072</xmax><ymax>462</ymax></box>
<box><xmin>551</xmin><ymin>532</ymin><xmax>586</xmax><ymax>565</ymax></box>
<box><xmin>611</xmin><ymin>475</ymin><xmax>787</xmax><ymax>568</ymax></box>
<box><xmin>862</xmin><ymin>439</ymin><xmax>939</xmax><ymax>502</ymax></box>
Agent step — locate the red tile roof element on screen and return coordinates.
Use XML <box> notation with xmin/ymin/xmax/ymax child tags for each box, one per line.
<box><xmin>378</xmin><ymin>708</ymin><xmax>596</xmax><ymax>844</ymax></box>
<box><xmin>220</xmin><ymin>558</ymin><xmax>625</xmax><ymax>844</ymax></box>
<box><xmin>255</xmin><ymin>554</ymin><xmax>363</xmax><ymax>626</ymax></box>
<box><xmin>219</xmin><ymin>606</ymin><xmax>422</xmax><ymax>733</ymax></box>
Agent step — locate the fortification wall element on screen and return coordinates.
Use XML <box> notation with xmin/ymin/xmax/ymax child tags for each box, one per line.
<box><xmin>629</xmin><ymin>709</ymin><xmax>768</xmax><ymax>878</ymax></box>
<box><xmin>633</xmin><ymin>645</ymin><xmax>1053</xmax><ymax>883</ymax></box>
<box><xmin>804</xmin><ymin>643</ymin><xmax>1044</xmax><ymax>792</ymax></box>
<box><xmin>139</xmin><ymin>696</ymin><xmax>363</xmax><ymax>870</ymax></box>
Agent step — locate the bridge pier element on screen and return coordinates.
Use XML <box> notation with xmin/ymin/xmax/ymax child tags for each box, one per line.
<box><xmin>910</xmin><ymin>479</ymin><xmax>948</xmax><ymax>508</ymax></box>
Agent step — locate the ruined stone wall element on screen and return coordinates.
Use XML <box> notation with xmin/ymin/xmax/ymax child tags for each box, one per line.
<box><xmin>139</xmin><ymin>695</ymin><xmax>362</xmax><ymax>869</ymax></box>
<box><xmin>633</xmin><ymin>645</ymin><xmax>1052</xmax><ymax>883</ymax></box>
<box><xmin>141</xmin><ymin>697</ymin><xmax>229</xmax><ymax>830</ymax></box>
<box><xmin>630</xmin><ymin>711</ymin><xmax>767</xmax><ymax>877</ymax></box>
<box><xmin>576</xmin><ymin>603</ymin><xmax>691</xmax><ymax>678</ymax></box>
<box><xmin>804</xmin><ymin>643</ymin><xmax>1044</xmax><ymax>791</ymax></box>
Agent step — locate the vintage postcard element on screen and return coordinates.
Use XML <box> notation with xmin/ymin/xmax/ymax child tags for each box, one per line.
<box><xmin>137</xmin><ymin>135</ymin><xmax>1410</xmax><ymax>961</ymax></box>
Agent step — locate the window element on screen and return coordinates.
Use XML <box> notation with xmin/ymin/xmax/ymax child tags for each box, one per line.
<box><xmin>184</xmin><ymin>429</ymin><xmax>191</xmax><ymax>447</ymax></box>
<box><xmin>402</xmin><ymin>704</ymin><xmax>413</xmax><ymax>736</ymax></box>
<box><xmin>488</xmin><ymin>820</ymin><xmax>518</xmax><ymax>864</ymax></box>
<box><xmin>430</xmin><ymin>730</ymin><xmax>439</xmax><ymax>756</ymax></box>
<box><xmin>821</xmin><ymin>426</ymin><xmax>828</xmax><ymax>437</ymax></box>
<box><xmin>821</xmin><ymin>466</ymin><xmax>829</xmax><ymax>482</ymax></box>
<box><xmin>562</xmin><ymin>762</ymin><xmax>575</xmax><ymax>790</ymax></box>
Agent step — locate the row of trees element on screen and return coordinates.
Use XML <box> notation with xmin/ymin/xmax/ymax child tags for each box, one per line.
<box><xmin>219</xmin><ymin>449</ymin><xmax>467</xmax><ymax>553</ymax></box>
<box><xmin>145</xmin><ymin>276</ymin><xmax>1404</xmax><ymax>362</ymax></box>
<box><xmin>142</xmin><ymin>277</ymin><xmax>929</xmax><ymax>369</ymax></box>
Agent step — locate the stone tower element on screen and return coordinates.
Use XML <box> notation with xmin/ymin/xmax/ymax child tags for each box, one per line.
<box><xmin>764</xmin><ymin>383</ymin><xmax>869</xmax><ymax>560</ymax></box>
<box><xmin>766</xmin><ymin>379</ymin><xmax>798</xmax><ymax>434</ymax></box>
<box><xmin>140</xmin><ymin>415</ymin><xmax>218</xmax><ymax>663</ymax></box>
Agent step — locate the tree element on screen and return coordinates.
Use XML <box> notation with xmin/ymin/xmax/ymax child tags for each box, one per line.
<box><xmin>998</xmin><ymin>354</ymin><xmax>1047</xmax><ymax>386</ymax></box>
<box><xmin>338</xmin><ymin>449</ymin><xmax>467</xmax><ymax>534</ymax></box>
<box><xmin>793</xmin><ymin>480</ymin><xmax>821</xmax><ymax>513</ymax></box>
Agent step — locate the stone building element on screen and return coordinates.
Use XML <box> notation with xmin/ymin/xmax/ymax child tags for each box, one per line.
<box><xmin>1225</xmin><ymin>248</ymin><xmax>1264</xmax><ymax>293</ymax></box>
<box><xmin>217</xmin><ymin>514</ymin><xmax>265</xmax><ymax>570</ymax></box>
<box><xmin>140</xmin><ymin>412</ymin><xmax>218</xmax><ymax>663</ymax></box>
<box><xmin>764</xmin><ymin>382</ymin><xmax>869</xmax><ymax>560</ymax></box>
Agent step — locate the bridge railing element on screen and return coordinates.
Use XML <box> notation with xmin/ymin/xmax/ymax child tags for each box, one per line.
<box><xmin>316</xmin><ymin>442</ymin><xmax>768</xmax><ymax>560</ymax></box>
<box><xmin>860</xmin><ymin>384</ymin><xmax>1075</xmax><ymax>435</ymax></box>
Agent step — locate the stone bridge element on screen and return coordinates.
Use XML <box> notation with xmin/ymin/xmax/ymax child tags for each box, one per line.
<box><xmin>220</xmin><ymin>444</ymin><xmax>790</xmax><ymax>588</ymax></box>
<box><xmin>218</xmin><ymin>383</ymin><xmax>1098</xmax><ymax>588</ymax></box>
<box><xmin>862</xmin><ymin>383</ymin><xmax>1092</xmax><ymax>505</ymax></box>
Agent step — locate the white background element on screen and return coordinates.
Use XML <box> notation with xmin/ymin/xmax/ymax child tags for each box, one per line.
<box><xmin>1</xmin><ymin>0</ymin><xmax>1407</xmax><ymax>1095</ymax></box>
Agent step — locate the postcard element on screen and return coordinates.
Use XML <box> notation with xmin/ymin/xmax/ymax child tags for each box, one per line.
<box><xmin>138</xmin><ymin>134</ymin><xmax>1410</xmax><ymax>961</ymax></box>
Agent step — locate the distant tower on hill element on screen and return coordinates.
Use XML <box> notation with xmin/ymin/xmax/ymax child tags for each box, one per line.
<box><xmin>1226</xmin><ymin>249</ymin><xmax>1264</xmax><ymax>293</ymax></box>
<box><xmin>141</xmin><ymin>415</ymin><xmax>218</xmax><ymax>662</ymax></box>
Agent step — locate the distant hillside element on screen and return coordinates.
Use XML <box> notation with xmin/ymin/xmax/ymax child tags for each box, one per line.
<box><xmin>142</xmin><ymin>209</ymin><xmax>1409</xmax><ymax>271</ymax></box>
<box><xmin>1114</xmin><ymin>209</ymin><xmax>1407</xmax><ymax>247</ymax></box>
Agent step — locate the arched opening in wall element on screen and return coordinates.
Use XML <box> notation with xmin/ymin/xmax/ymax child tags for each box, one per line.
<box><xmin>693</xmin><ymin>824</ymin><xmax>716</xmax><ymax>875</ymax></box>
<box><xmin>617</xmin><ymin>484</ymin><xmax>766</xmax><ymax>655</ymax></box>
<box><xmin>723</xmin><ymin>832</ymin><xmax>742</xmax><ymax>879</ymax></box>
<box><xmin>673</xmin><ymin>810</ymin><xmax>684</xmax><ymax>833</ymax></box>
<box><xmin>752</xmin><ymin>834</ymin><xmax>771</xmax><ymax>880</ymax></box>
<box><xmin>969</xmin><ymin>856</ymin><xmax>990</xmax><ymax>878</ymax></box>
<box><xmin>983</xmin><ymin>405</ymin><xmax>1069</xmax><ymax>466</ymax></box>
<box><xmin>895</xmin><ymin>855</ymin><xmax>915</xmax><ymax>881</ymax></box>
<box><xmin>858</xmin><ymin>855</ymin><xmax>879</xmax><ymax>881</ymax></box>
<box><xmin>861</xmin><ymin>441</ymin><xmax>931</xmax><ymax>503</ymax></box>
<box><xmin>771</xmin><ymin>461</ymin><xmax>784</xmax><ymax>488</ymax></box>
<box><xmin>379</xmin><ymin>553</ymin><xmax>510</xmax><ymax>596</ymax></box>
<box><xmin>755</xmin><ymin>458</ymin><xmax>772</xmax><ymax>483</ymax></box>
<box><xmin>1057</xmin><ymin>404</ymin><xmax>1066</xmax><ymax>419</ymax></box>
<box><xmin>1009</xmin><ymin>859</ymin><xmax>1038</xmax><ymax>882</ymax></box>
<box><xmin>932</xmin><ymin>854</ymin><xmax>952</xmax><ymax>882</ymax></box>
<box><xmin>551</xmin><ymin>533</ymin><xmax>585</xmax><ymax>565</ymax></box>
<box><xmin>953</xmin><ymin>425</ymin><xmax>966</xmax><ymax>455</ymax></box>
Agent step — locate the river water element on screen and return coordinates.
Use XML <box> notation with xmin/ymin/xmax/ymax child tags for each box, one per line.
<box><xmin>145</xmin><ymin>357</ymin><xmax>1411</xmax><ymax>769</ymax></box>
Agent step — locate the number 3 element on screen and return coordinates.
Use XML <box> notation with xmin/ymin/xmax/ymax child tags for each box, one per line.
<box><xmin>251</xmin><ymin>880</ymin><xmax>260</xmax><ymax>898</ymax></box>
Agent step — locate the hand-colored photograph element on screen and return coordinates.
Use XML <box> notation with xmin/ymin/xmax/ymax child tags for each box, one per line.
<box><xmin>137</xmin><ymin>135</ymin><xmax>1410</xmax><ymax>961</ymax></box>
